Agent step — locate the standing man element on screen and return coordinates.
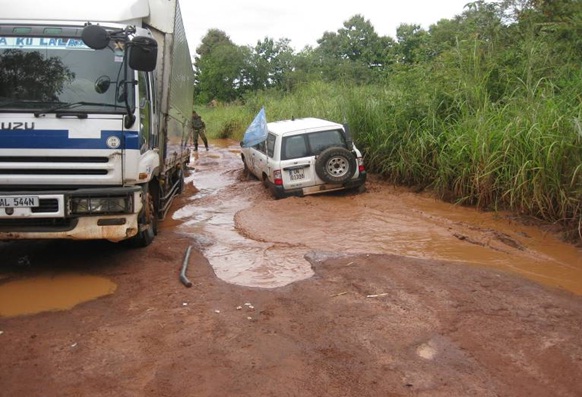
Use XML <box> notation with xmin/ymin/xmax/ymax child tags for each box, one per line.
<box><xmin>191</xmin><ymin>110</ymin><xmax>209</xmax><ymax>151</ymax></box>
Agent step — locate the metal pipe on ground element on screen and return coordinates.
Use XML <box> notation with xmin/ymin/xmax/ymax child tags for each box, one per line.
<box><xmin>180</xmin><ymin>245</ymin><xmax>193</xmax><ymax>288</ymax></box>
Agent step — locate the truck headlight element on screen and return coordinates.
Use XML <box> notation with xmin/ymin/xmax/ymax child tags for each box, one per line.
<box><xmin>71</xmin><ymin>196</ymin><xmax>133</xmax><ymax>215</ymax></box>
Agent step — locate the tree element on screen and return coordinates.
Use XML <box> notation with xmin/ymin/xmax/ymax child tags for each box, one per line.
<box><xmin>507</xmin><ymin>0</ymin><xmax>582</xmax><ymax>62</ymax></box>
<box><xmin>245</xmin><ymin>37</ymin><xmax>295</xmax><ymax>91</ymax></box>
<box><xmin>395</xmin><ymin>24</ymin><xmax>431</xmax><ymax>65</ymax></box>
<box><xmin>317</xmin><ymin>15</ymin><xmax>394</xmax><ymax>70</ymax></box>
<box><xmin>281</xmin><ymin>47</ymin><xmax>321</xmax><ymax>90</ymax></box>
<box><xmin>194</xmin><ymin>29</ymin><xmax>248</xmax><ymax>103</ymax></box>
<box><xmin>195</xmin><ymin>29</ymin><xmax>235</xmax><ymax>57</ymax></box>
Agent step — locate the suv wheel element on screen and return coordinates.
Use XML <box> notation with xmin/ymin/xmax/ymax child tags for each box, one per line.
<box><xmin>315</xmin><ymin>147</ymin><xmax>357</xmax><ymax>184</ymax></box>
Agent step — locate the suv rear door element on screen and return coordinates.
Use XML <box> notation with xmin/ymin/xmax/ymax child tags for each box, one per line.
<box><xmin>279</xmin><ymin>134</ymin><xmax>315</xmax><ymax>188</ymax></box>
<box><xmin>279</xmin><ymin>129</ymin><xmax>348</xmax><ymax>188</ymax></box>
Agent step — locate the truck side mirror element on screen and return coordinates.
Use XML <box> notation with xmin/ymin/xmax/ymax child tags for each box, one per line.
<box><xmin>81</xmin><ymin>25</ymin><xmax>110</xmax><ymax>50</ymax></box>
<box><xmin>129</xmin><ymin>36</ymin><xmax>158</xmax><ymax>72</ymax></box>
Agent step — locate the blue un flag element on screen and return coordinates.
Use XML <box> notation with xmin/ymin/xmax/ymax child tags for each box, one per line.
<box><xmin>241</xmin><ymin>107</ymin><xmax>268</xmax><ymax>148</ymax></box>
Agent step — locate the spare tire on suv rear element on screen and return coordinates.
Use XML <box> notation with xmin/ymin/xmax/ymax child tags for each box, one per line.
<box><xmin>315</xmin><ymin>147</ymin><xmax>357</xmax><ymax>184</ymax></box>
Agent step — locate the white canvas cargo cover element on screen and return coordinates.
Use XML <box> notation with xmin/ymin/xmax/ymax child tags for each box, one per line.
<box><xmin>0</xmin><ymin>0</ymin><xmax>150</xmax><ymax>26</ymax></box>
<box><xmin>146</xmin><ymin>0</ymin><xmax>179</xmax><ymax>34</ymax></box>
<box><xmin>0</xmin><ymin>0</ymin><xmax>180</xmax><ymax>35</ymax></box>
<box><xmin>146</xmin><ymin>0</ymin><xmax>193</xmax><ymax>140</ymax></box>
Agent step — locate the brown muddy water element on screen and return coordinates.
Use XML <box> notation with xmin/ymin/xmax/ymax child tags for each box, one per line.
<box><xmin>0</xmin><ymin>274</ymin><xmax>116</xmax><ymax>317</ymax></box>
<box><xmin>1</xmin><ymin>139</ymin><xmax>581</xmax><ymax>317</ymax></box>
<box><xmin>177</xmin><ymin>140</ymin><xmax>582</xmax><ymax>293</ymax></box>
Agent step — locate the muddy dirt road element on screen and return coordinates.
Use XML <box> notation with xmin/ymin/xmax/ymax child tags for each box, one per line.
<box><xmin>1</xmin><ymin>140</ymin><xmax>582</xmax><ymax>397</ymax></box>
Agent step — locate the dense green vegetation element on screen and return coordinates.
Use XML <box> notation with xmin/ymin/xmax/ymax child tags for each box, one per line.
<box><xmin>193</xmin><ymin>0</ymin><xmax>582</xmax><ymax>241</ymax></box>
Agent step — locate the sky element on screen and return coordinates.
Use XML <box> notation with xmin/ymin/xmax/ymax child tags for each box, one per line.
<box><xmin>179</xmin><ymin>0</ymin><xmax>473</xmax><ymax>55</ymax></box>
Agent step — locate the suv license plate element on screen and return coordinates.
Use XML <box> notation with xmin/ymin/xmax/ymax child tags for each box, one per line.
<box><xmin>289</xmin><ymin>169</ymin><xmax>305</xmax><ymax>181</ymax></box>
<box><xmin>0</xmin><ymin>196</ymin><xmax>40</xmax><ymax>208</ymax></box>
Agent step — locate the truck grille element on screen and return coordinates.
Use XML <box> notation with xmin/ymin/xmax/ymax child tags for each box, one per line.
<box><xmin>0</xmin><ymin>169</ymin><xmax>107</xmax><ymax>175</ymax></box>
<box><xmin>0</xmin><ymin>218</ymin><xmax>74</xmax><ymax>231</ymax></box>
<box><xmin>0</xmin><ymin>156</ymin><xmax>109</xmax><ymax>163</ymax></box>
<box><xmin>32</xmin><ymin>198</ymin><xmax>59</xmax><ymax>213</ymax></box>
<box><xmin>0</xmin><ymin>156</ymin><xmax>112</xmax><ymax>177</ymax></box>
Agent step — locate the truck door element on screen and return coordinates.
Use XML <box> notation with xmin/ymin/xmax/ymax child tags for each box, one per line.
<box><xmin>138</xmin><ymin>71</ymin><xmax>154</xmax><ymax>153</ymax></box>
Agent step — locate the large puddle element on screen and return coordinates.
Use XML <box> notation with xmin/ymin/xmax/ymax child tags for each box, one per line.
<box><xmin>0</xmin><ymin>238</ymin><xmax>119</xmax><ymax>318</ymax></box>
<box><xmin>0</xmin><ymin>274</ymin><xmax>116</xmax><ymax>317</ymax></box>
<box><xmin>175</xmin><ymin>147</ymin><xmax>312</xmax><ymax>288</ymax></box>
<box><xmin>177</xmin><ymin>140</ymin><xmax>582</xmax><ymax>294</ymax></box>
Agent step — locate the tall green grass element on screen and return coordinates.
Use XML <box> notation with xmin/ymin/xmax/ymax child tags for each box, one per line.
<box><xmin>350</xmin><ymin>76</ymin><xmax>581</xmax><ymax>238</ymax></box>
<box><xmin>194</xmin><ymin>104</ymin><xmax>250</xmax><ymax>140</ymax></box>
<box><xmin>200</xmin><ymin>71</ymin><xmax>581</xmax><ymax>241</ymax></box>
<box><xmin>198</xmin><ymin>81</ymin><xmax>356</xmax><ymax>140</ymax></box>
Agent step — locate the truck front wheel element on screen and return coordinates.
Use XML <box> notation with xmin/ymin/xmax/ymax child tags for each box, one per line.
<box><xmin>130</xmin><ymin>186</ymin><xmax>158</xmax><ymax>247</ymax></box>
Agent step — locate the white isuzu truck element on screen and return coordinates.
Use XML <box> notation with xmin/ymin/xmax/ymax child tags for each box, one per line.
<box><xmin>0</xmin><ymin>0</ymin><xmax>194</xmax><ymax>246</ymax></box>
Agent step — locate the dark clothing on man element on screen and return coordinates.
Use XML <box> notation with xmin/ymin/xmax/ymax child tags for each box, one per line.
<box><xmin>191</xmin><ymin>112</ymin><xmax>208</xmax><ymax>151</ymax></box>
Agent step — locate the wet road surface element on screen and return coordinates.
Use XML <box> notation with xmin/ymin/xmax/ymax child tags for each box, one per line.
<box><xmin>1</xmin><ymin>139</ymin><xmax>581</xmax><ymax>317</ymax></box>
<box><xmin>178</xmin><ymin>140</ymin><xmax>582</xmax><ymax>293</ymax></box>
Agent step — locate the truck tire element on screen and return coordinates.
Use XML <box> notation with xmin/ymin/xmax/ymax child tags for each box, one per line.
<box><xmin>130</xmin><ymin>187</ymin><xmax>158</xmax><ymax>247</ymax></box>
<box><xmin>176</xmin><ymin>165</ymin><xmax>185</xmax><ymax>194</ymax></box>
<box><xmin>315</xmin><ymin>147</ymin><xmax>357</xmax><ymax>184</ymax></box>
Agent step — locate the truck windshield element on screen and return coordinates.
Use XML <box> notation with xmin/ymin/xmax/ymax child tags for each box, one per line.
<box><xmin>0</xmin><ymin>36</ymin><xmax>133</xmax><ymax>114</ymax></box>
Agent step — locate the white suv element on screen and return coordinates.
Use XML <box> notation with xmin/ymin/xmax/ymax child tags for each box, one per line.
<box><xmin>240</xmin><ymin>117</ymin><xmax>366</xmax><ymax>199</ymax></box>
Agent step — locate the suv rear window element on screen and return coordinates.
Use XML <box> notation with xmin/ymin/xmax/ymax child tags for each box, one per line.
<box><xmin>282</xmin><ymin>129</ymin><xmax>346</xmax><ymax>160</ymax></box>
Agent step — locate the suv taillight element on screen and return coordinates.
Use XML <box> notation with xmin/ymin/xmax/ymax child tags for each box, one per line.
<box><xmin>273</xmin><ymin>169</ymin><xmax>283</xmax><ymax>185</ymax></box>
<box><xmin>357</xmin><ymin>157</ymin><xmax>365</xmax><ymax>172</ymax></box>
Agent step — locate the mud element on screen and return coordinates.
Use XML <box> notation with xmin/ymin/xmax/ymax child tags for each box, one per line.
<box><xmin>0</xmin><ymin>140</ymin><xmax>581</xmax><ymax>397</ymax></box>
<box><xmin>182</xmin><ymin>141</ymin><xmax>582</xmax><ymax>294</ymax></box>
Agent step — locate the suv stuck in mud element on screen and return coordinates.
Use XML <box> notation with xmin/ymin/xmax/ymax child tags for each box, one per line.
<box><xmin>241</xmin><ymin>117</ymin><xmax>366</xmax><ymax>199</ymax></box>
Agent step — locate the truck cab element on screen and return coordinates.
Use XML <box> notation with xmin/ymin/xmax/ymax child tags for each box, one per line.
<box><xmin>0</xmin><ymin>0</ymin><xmax>193</xmax><ymax>246</ymax></box>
